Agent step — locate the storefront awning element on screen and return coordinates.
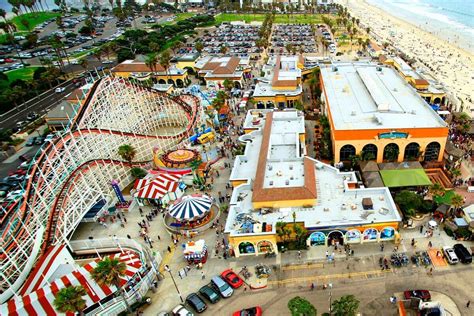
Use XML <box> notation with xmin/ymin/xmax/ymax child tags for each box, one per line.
<box><xmin>380</xmin><ymin>169</ymin><xmax>432</xmax><ymax>187</ymax></box>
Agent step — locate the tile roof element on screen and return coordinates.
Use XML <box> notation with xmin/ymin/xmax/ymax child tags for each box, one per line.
<box><xmin>112</xmin><ymin>60</ymin><xmax>165</xmax><ymax>73</ymax></box>
<box><xmin>252</xmin><ymin>112</ymin><xmax>317</xmax><ymax>204</ymax></box>
<box><xmin>213</xmin><ymin>56</ymin><xmax>240</xmax><ymax>74</ymax></box>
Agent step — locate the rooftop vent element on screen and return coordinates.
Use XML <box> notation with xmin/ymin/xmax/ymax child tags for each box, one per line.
<box><xmin>269</xmin><ymin>181</ymin><xmax>273</xmax><ymax>186</ymax></box>
<box><xmin>376</xmin><ymin>66</ymin><xmax>382</xmax><ymax>71</ymax></box>
<box><xmin>285</xmin><ymin>180</ymin><xmax>289</xmax><ymax>185</ymax></box>
<box><xmin>351</xmin><ymin>111</ymin><xmax>356</xmax><ymax>116</ymax></box>
<box><xmin>289</xmin><ymin>165</ymin><xmax>293</xmax><ymax>170</ymax></box>
<box><xmin>332</xmin><ymin>66</ymin><xmax>338</xmax><ymax>72</ymax></box>
<box><xmin>268</xmin><ymin>165</ymin><xmax>273</xmax><ymax>171</ymax></box>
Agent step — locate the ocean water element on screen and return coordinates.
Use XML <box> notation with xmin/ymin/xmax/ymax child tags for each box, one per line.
<box><xmin>365</xmin><ymin>0</ymin><xmax>474</xmax><ymax>52</ymax></box>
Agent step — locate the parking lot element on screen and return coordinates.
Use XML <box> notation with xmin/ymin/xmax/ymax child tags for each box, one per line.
<box><xmin>200</xmin><ymin>23</ymin><xmax>262</xmax><ymax>56</ymax></box>
<box><xmin>271</xmin><ymin>24</ymin><xmax>317</xmax><ymax>54</ymax></box>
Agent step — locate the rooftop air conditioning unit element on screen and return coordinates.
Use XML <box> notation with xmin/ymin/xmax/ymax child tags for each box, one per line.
<box><xmin>332</xmin><ymin>66</ymin><xmax>338</xmax><ymax>72</ymax></box>
<box><xmin>285</xmin><ymin>180</ymin><xmax>289</xmax><ymax>185</ymax></box>
<box><xmin>269</xmin><ymin>181</ymin><xmax>273</xmax><ymax>186</ymax></box>
<box><xmin>376</xmin><ymin>66</ymin><xmax>382</xmax><ymax>71</ymax></box>
<box><xmin>351</xmin><ymin>111</ymin><xmax>356</xmax><ymax>116</ymax></box>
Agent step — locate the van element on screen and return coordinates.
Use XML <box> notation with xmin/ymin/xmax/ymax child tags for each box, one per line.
<box><xmin>442</xmin><ymin>246</ymin><xmax>459</xmax><ymax>264</ymax></box>
<box><xmin>453</xmin><ymin>244</ymin><xmax>472</xmax><ymax>264</ymax></box>
<box><xmin>211</xmin><ymin>276</ymin><xmax>233</xmax><ymax>298</ymax></box>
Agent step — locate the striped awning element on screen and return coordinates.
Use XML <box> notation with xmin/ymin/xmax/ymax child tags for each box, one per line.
<box><xmin>134</xmin><ymin>173</ymin><xmax>182</xmax><ymax>200</ymax></box>
<box><xmin>2</xmin><ymin>252</ymin><xmax>142</xmax><ymax>316</ymax></box>
<box><xmin>168</xmin><ymin>194</ymin><xmax>213</xmax><ymax>221</ymax></box>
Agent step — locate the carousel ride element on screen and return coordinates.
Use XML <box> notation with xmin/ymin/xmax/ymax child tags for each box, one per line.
<box><xmin>155</xmin><ymin>148</ymin><xmax>201</xmax><ymax>169</ymax></box>
<box><xmin>164</xmin><ymin>194</ymin><xmax>220</xmax><ymax>235</ymax></box>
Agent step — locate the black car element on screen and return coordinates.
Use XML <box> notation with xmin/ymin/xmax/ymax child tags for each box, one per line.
<box><xmin>199</xmin><ymin>285</ymin><xmax>220</xmax><ymax>304</ymax></box>
<box><xmin>26</xmin><ymin>112</ymin><xmax>39</xmax><ymax>121</ymax></box>
<box><xmin>34</xmin><ymin>136</ymin><xmax>45</xmax><ymax>145</ymax></box>
<box><xmin>453</xmin><ymin>244</ymin><xmax>472</xmax><ymax>264</ymax></box>
<box><xmin>25</xmin><ymin>137</ymin><xmax>36</xmax><ymax>146</ymax></box>
<box><xmin>185</xmin><ymin>293</ymin><xmax>207</xmax><ymax>313</ymax></box>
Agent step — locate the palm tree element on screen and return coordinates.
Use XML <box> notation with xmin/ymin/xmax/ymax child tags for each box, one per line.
<box><xmin>332</xmin><ymin>295</ymin><xmax>360</xmax><ymax>316</ymax></box>
<box><xmin>429</xmin><ymin>183</ymin><xmax>445</xmax><ymax>197</ymax></box>
<box><xmin>145</xmin><ymin>52</ymin><xmax>158</xmax><ymax>73</ymax></box>
<box><xmin>159</xmin><ymin>49</ymin><xmax>171</xmax><ymax>84</ymax></box>
<box><xmin>219</xmin><ymin>44</ymin><xmax>228</xmax><ymax>55</ymax></box>
<box><xmin>118</xmin><ymin>144</ymin><xmax>136</xmax><ymax>163</ymax></box>
<box><xmin>130</xmin><ymin>167</ymin><xmax>147</xmax><ymax>178</ymax></box>
<box><xmin>189</xmin><ymin>158</ymin><xmax>203</xmax><ymax>186</ymax></box>
<box><xmin>0</xmin><ymin>9</ymin><xmax>7</xmax><ymax>21</ymax></box>
<box><xmin>450</xmin><ymin>168</ymin><xmax>461</xmax><ymax>180</ymax></box>
<box><xmin>450</xmin><ymin>193</ymin><xmax>464</xmax><ymax>211</ymax></box>
<box><xmin>366</xmin><ymin>26</ymin><xmax>371</xmax><ymax>35</ymax></box>
<box><xmin>195</xmin><ymin>41</ymin><xmax>204</xmax><ymax>54</ymax></box>
<box><xmin>357</xmin><ymin>37</ymin><xmax>363</xmax><ymax>50</ymax></box>
<box><xmin>91</xmin><ymin>257</ymin><xmax>131</xmax><ymax>313</ymax></box>
<box><xmin>53</xmin><ymin>285</ymin><xmax>87</xmax><ymax>315</ymax></box>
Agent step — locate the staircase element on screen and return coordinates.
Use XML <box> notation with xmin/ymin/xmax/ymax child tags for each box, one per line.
<box><xmin>425</xmin><ymin>168</ymin><xmax>452</xmax><ymax>189</ymax></box>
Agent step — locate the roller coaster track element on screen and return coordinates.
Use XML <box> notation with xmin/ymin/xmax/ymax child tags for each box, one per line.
<box><xmin>0</xmin><ymin>77</ymin><xmax>200</xmax><ymax>302</ymax></box>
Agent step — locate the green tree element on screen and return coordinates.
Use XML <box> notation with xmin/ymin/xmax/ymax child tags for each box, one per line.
<box><xmin>429</xmin><ymin>183</ymin><xmax>445</xmax><ymax>197</ymax></box>
<box><xmin>222</xmin><ymin>79</ymin><xmax>233</xmax><ymax>91</ymax></box>
<box><xmin>79</xmin><ymin>58</ymin><xmax>88</xmax><ymax>71</ymax></box>
<box><xmin>130</xmin><ymin>167</ymin><xmax>147</xmax><ymax>178</ymax></box>
<box><xmin>394</xmin><ymin>190</ymin><xmax>422</xmax><ymax>217</ymax></box>
<box><xmin>118</xmin><ymin>144</ymin><xmax>136</xmax><ymax>163</ymax></box>
<box><xmin>53</xmin><ymin>285</ymin><xmax>87</xmax><ymax>315</ymax></box>
<box><xmin>189</xmin><ymin>158</ymin><xmax>204</xmax><ymax>185</ymax></box>
<box><xmin>145</xmin><ymin>52</ymin><xmax>158</xmax><ymax>73</ymax></box>
<box><xmin>91</xmin><ymin>257</ymin><xmax>131</xmax><ymax>313</ymax></box>
<box><xmin>288</xmin><ymin>296</ymin><xmax>317</xmax><ymax>316</ymax></box>
<box><xmin>332</xmin><ymin>295</ymin><xmax>360</xmax><ymax>316</ymax></box>
<box><xmin>195</xmin><ymin>41</ymin><xmax>204</xmax><ymax>54</ymax></box>
<box><xmin>294</xmin><ymin>100</ymin><xmax>304</xmax><ymax>111</ymax></box>
<box><xmin>450</xmin><ymin>193</ymin><xmax>464</xmax><ymax>210</ymax></box>
<box><xmin>159</xmin><ymin>49</ymin><xmax>171</xmax><ymax>82</ymax></box>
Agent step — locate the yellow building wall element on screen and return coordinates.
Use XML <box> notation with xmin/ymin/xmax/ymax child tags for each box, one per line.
<box><xmin>228</xmin><ymin>234</ymin><xmax>278</xmax><ymax>257</ymax></box>
<box><xmin>253</xmin><ymin>94</ymin><xmax>302</xmax><ymax>105</ymax></box>
<box><xmin>113</xmin><ymin>71</ymin><xmax>188</xmax><ymax>82</ymax></box>
<box><xmin>273</xmin><ymin>85</ymin><xmax>298</xmax><ymax>91</ymax></box>
<box><xmin>231</xmin><ymin>180</ymin><xmax>248</xmax><ymax>187</ymax></box>
<box><xmin>252</xmin><ymin>198</ymin><xmax>316</xmax><ymax>209</ymax></box>
<box><xmin>333</xmin><ymin>136</ymin><xmax>447</xmax><ymax>163</ymax></box>
<box><xmin>176</xmin><ymin>60</ymin><xmax>195</xmax><ymax>70</ymax></box>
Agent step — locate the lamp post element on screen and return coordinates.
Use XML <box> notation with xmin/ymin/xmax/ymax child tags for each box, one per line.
<box><xmin>164</xmin><ymin>265</ymin><xmax>184</xmax><ymax>303</ymax></box>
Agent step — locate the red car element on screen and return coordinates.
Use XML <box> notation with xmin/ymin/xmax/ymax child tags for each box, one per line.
<box><xmin>233</xmin><ymin>306</ymin><xmax>262</xmax><ymax>316</ymax></box>
<box><xmin>403</xmin><ymin>290</ymin><xmax>431</xmax><ymax>301</ymax></box>
<box><xmin>4</xmin><ymin>58</ymin><xmax>15</xmax><ymax>63</ymax></box>
<box><xmin>221</xmin><ymin>269</ymin><xmax>244</xmax><ymax>289</ymax></box>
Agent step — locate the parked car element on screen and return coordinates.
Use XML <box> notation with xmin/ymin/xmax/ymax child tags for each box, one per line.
<box><xmin>26</xmin><ymin>112</ymin><xmax>39</xmax><ymax>121</ymax></box>
<box><xmin>185</xmin><ymin>293</ymin><xmax>207</xmax><ymax>313</ymax></box>
<box><xmin>211</xmin><ymin>276</ymin><xmax>234</xmax><ymax>298</ymax></box>
<box><xmin>55</xmin><ymin>87</ymin><xmax>66</xmax><ymax>93</ymax></box>
<box><xmin>199</xmin><ymin>285</ymin><xmax>220</xmax><ymax>304</ymax></box>
<box><xmin>25</xmin><ymin>137</ymin><xmax>36</xmax><ymax>146</ymax></box>
<box><xmin>171</xmin><ymin>304</ymin><xmax>194</xmax><ymax>316</ymax></box>
<box><xmin>19</xmin><ymin>154</ymin><xmax>30</xmax><ymax>162</ymax></box>
<box><xmin>453</xmin><ymin>244</ymin><xmax>472</xmax><ymax>264</ymax></box>
<box><xmin>34</xmin><ymin>136</ymin><xmax>45</xmax><ymax>145</ymax></box>
<box><xmin>44</xmin><ymin>134</ymin><xmax>56</xmax><ymax>142</ymax></box>
<box><xmin>221</xmin><ymin>269</ymin><xmax>244</xmax><ymax>289</ymax></box>
<box><xmin>442</xmin><ymin>246</ymin><xmax>459</xmax><ymax>264</ymax></box>
<box><xmin>403</xmin><ymin>290</ymin><xmax>431</xmax><ymax>301</ymax></box>
<box><xmin>233</xmin><ymin>306</ymin><xmax>263</xmax><ymax>316</ymax></box>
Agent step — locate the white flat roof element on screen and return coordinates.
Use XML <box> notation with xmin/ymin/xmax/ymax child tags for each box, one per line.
<box><xmin>321</xmin><ymin>63</ymin><xmax>447</xmax><ymax>130</ymax></box>
<box><xmin>226</xmin><ymin>109</ymin><xmax>401</xmax><ymax>236</ymax></box>
<box><xmin>253</xmin><ymin>81</ymin><xmax>302</xmax><ymax>97</ymax></box>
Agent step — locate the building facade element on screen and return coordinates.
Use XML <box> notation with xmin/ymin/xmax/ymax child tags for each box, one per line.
<box><xmin>320</xmin><ymin>63</ymin><xmax>449</xmax><ymax>164</ymax></box>
<box><xmin>225</xmin><ymin>109</ymin><xmax>402</xmax><ymax>257</ymax></box>
<box><xmin>253</xmin><ymin>55</ymin><xmax>304</xmax><ymax>109</ymax></box>
<box><xmin>195</xmin><ymin>56</ymin><xmax>251</xmax><ymax>89</ymax></box>
<box><xmin>112</xmin><ymin>60</ymin><xmax>191</xmax><ymax>87</ymax></box>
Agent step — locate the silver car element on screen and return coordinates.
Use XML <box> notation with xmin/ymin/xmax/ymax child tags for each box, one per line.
<box><xmin>211</xmin><ymin>276</ymin><xmax>234</xmax><ymax>298</ymax></box>
<box><xmin>443</xmin><ymin>246</ymin><xmax>459</xmax><ymax>264</ymax></box>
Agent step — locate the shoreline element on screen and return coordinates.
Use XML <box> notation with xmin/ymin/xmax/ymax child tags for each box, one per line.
<box><xmin>342</xmin><ymin>0</ymin><xmax>474</xmax><ymax>114</ymax></box>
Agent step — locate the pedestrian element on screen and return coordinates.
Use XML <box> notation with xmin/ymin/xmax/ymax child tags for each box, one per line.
<box><xmin>467</xmin><ymin>300</ymin><xmax>471</xmax><ymax>308</ymax></box>
<box><xmin>411</xmin><ymin>238</ymin><xmax>415</xmax><ymax>247</ymax></box>
<box><xmin>380</xmin><ymin>243</ymin><xmax>384</xmax><ymax>252</ymax></box>
<box><xmin>297</xmin><ymin>250</ymin><xmax>301</xmax><ymax>259</ymax></box>
<box><xmin>123</xmin><ymin>217</ymin><xmax>127</xmax><ymax>223</ymax></box>
<box><xmin>127</xmin><ymin>234</ymin><xmax>131</xmax><ymax>239</ymax></box>
<box><xmin>325</xmin><ymin>250</ymin><xmax>329</xmax><ymax>258</ymax></box>
<box><xmin>428</xmin><ymin>267</ymin><xmax>433</xmax><ymax>276</ymax></box>
<box><xmin>201</xmin><ymin>271</ymin><xmax>205</xmax><ymax>280</ymax></box>
<box><xmin>244</xmin><ymin>286</ymin><xmax>247</xmax><ymax>292</ymax></box>
<box><xmin>428</xmin><ymin>241</ymin><xmax>432</xmax><ymax>248</ymax></box>
<box><xmin>419</xmin><ymin>225</ymin><xmax>423</xmax><ymax>234</ymax></box>
<box><xmin>310</xmin><ymin>283</ymin><xmax>314</xmax><ymax>291</ymax></box>
<box><xmin>167</xmin><ymin>246</ymin><xmax>171</xmax><ymax>253</ymax></box>
<box><xmin>157</xmin><ymin>235</ymin><xmax>161</xmax><ymax>241</ymax></box>
<box><xmin>139</xmin><ymin>208</ymin><xmax>143</xmax><ymax>216</ymax></box>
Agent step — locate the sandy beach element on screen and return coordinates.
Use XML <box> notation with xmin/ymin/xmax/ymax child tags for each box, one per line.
<box><xmin>341</xmin><ymin>0</ymin><xmax>474</xmax><ymax>115</ymax></box>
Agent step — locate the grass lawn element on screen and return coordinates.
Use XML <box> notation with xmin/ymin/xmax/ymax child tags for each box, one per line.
<box><xmin>10</xmin><ymin>12</ymin><xmax>60</xmax><ymax>31</ymax></box>
<box><xmin>5</xmin><ymin>67</ymin><xmax>40</xmax><ymax>82</ymax></box>
<box><xmin>161</xmin><ymin>13</ymin><xmax>196</xmax><ymax>26</ymax></box>
<box><xmin>434</xmin><ymin>190</ymin><xmax>455</xmax><ymax>205</ymax></box>
<box><xmin>0</xmin><ymin>31</ymin><xmax>30</xmax><ymax>44</ymax></box>
<box><xmin>215</xmin><ymin>13</ymin><xmax>324</xmax><ymax>24</ymax></box>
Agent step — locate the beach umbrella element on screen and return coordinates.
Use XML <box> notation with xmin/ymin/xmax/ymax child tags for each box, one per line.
<box><xmin>168</xmin><ymin>194</ymin><xmax>213</xmax><ymax>221</ymax></box>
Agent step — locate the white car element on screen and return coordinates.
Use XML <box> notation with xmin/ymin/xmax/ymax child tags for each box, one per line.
<box><xmin>55</xmin><ymin>87</ymin><xmax>66</xmax><ymax>93</ymax></box>
<box><xmin>44</xmin><ymin>134</ymin><xmax>56</xmax><ymax>142</ymax></box>
<box><xmin>102</xmin><ymin>60</ymin><xmax>114</xmax><ymax>64</ymax></box>
<box><xmin>171</xmin><ymin>304</ymin><xmax>194</xmax><ymax>316</ymax></box>
<box><xmin>443</xmin><ymin>246</ymin><xmax>459</xmax><ymax>264</ymax></box>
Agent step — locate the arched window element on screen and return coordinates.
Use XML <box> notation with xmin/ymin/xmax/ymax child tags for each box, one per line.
<box><xmin>340</xmin><ymin>145</ymin><xmax>356</xmax><ymax>161</ymax></box>
<box><xmin>404</xmin><ymin>142</ymin><xmax>420</xmax><ymax>160</ymax></box>
<box><xmin>383</xmin><ymin>143</ymin><xmax>399</xmax><ymax>161</ymax></box>
<box><xmin>362</xmin><ymin>144</ymin><xmax>378</xmax><ymax>160</ymax></box>
<box><xmin>425</xmin><ymin>142</ymin><xmax>441</xmax><ymax>161</ymax></box>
